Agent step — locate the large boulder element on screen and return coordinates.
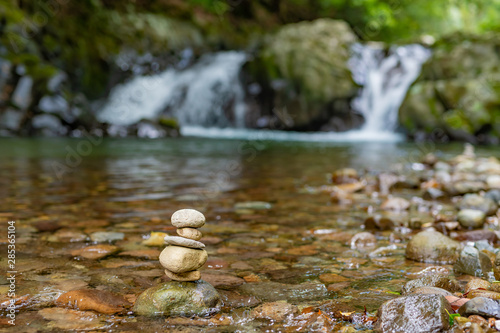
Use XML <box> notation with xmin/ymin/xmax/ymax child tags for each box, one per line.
<box><xmin>399</xmin><ymin>34</ymin><xmax>500</xmax><ymax>143</ymax></box>
<box><xmin>244</xmin><ymin>19</ymin><xmax>360</xmax><ymax>131</ymax></box>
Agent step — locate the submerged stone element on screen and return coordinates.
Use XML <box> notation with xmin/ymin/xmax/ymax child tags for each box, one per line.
<box><xmin>375</xmin><ymin>294</ymin><xmax>452</xmax><ymax>333</ymax></box>
<box><xmin>133</xmin><ymin>280</ymin><xmax>221</xmax><ymax>317</ymax></box>
<box><xmin>238</xmin><ymin>281</ymin><xmax>328</xmax><ymax>302</ymax></box>
<box><xmin>405</xmin><ymin>230</ymin><xmax>460</xmax><ymax>264</ymax></box>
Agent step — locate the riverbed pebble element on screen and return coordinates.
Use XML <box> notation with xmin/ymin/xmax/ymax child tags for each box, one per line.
<box><xmin>405</xmin><ymin>230</ymin><xmax>460</xmax><ymax>264</ymax></box>
<box><xmin>457</xmin><ymin>209</ymin><xmax>486</xmax><ymax>228</ymax></box>
<box><xmin>459</xmin><ymin>193</ymin><xmax>497</xmax><ymax>215</ymax></box>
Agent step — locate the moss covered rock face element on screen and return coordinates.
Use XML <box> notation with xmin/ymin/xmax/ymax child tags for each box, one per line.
<box><xmin>399</xmin><ymin>35</ymin><xmax>500</xmax><ymax>143</ymax></box>
<box><xmin>245</xmin><ymin>18</ymin><xmax>360</xmax><ymax>130</ymax></box>
<box><xmin>133</xmin><ymin>280</ymin><xmax>222</xmax><ymax>317</ymax></box>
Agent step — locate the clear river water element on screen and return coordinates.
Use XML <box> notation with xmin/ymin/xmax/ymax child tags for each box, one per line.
<box><xmin>0</xmin><ymin>138</ymin><xmax>499</xmax><ymax>331</ymax></box>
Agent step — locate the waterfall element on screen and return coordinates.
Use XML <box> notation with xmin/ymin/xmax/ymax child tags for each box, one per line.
<box><xmin>97</xmin><ymin>51</ymin><xmax>248</xmax><ymax>128</ymax></box>
<box><xmin>98</xmin><ymin>45</ymin><xmax>430</xmax><ymax>141</ymax></box>
<box><xmin>349</xmin><ymin>43</ymin><xmax>431</xmax><ymax>133</ymax></box>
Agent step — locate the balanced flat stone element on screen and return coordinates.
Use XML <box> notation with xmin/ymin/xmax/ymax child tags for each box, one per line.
<box><xmin>159</xmin><ymin>246</ymin><xmax>207</xmax><ymax>273</ymax></box>
<box><xmin>164</xmin><ymin>269</ymin><xmax>201</xmax><ymax>282</ymax></box>
<box><xmin>164</xmin><ymin>235</ymin><xmax>205</xmax><ymax>249</ymax></box>
<box><xmin>171</xmin><ymin>209</ymin><xmax>205</xmax><ymax>228</ymax></box>
<box><xmin>177</xmin><ymin>227</ymin><xmax>203</xmax><ymax>241</ymax></box>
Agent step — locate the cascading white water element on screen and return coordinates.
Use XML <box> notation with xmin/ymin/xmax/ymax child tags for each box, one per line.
<box><xmin>349</xmin><ymin>43</ymin><xmax>431</xmax><ymax>133</ymax></box>
<box><xmin>98</xmin><ymin>45</ymin><xmax>430</xmax><ymax>141</ymax></box>
<box><xmin>97</xmin><ymin>51</ymin><xmax>248</xmax><ymax>128</ymax></box>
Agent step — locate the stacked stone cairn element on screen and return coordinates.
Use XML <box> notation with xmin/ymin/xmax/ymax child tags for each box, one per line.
<box><xmin>160</xmin><ymin>209</ymin><xmax>208</xmax><ymax>281</ymax></box>
<box><xmin>133</xmin><ymin>208</ymin><xmax>221</xmax><ymax>317</ymax></box>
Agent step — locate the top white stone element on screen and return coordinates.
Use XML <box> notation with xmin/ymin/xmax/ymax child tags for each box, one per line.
<box><xmin>171</xmin><ymin>209</ymin><xmax>205</xmax><ymax>228</ymax></box>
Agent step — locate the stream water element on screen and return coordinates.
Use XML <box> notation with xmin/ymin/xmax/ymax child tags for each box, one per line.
<box><xmin>1</xmin><ymin>138</ymin><xmax>499</xmax><ymax>331</ymax></box>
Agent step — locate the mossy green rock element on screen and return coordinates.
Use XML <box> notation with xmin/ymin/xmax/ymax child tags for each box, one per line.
<box><xmin>133</xmin><ymin>280</ymin><xmax>222</xmax><ymax>317</ymax></box>
<box><xmin>399</xmin><ymin>34</ymin><xmax>500</xmax><ymax>143</ymax></box>
<box><xmin>246</xmin><ymin>18</ymin><xmax>359</xmax><ymax>130</ymax></box>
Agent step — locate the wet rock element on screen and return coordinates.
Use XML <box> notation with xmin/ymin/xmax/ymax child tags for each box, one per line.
<box><xmin>467</xmin><ymin>289</ymin><xmax>500</xmax><ymax>300</ymax></box>
<box><xmin>454</xmin><ymin>230</ymin><xmax>498</xmax><ymax>243</ymax></box>
<box><xmin>485</xmin><ymin>189</ymin><xmax>500</xmax><ymax>204</ymax></box>
<box><xmin>458</xmin><ymin>209</ymin><xmax>486</xmax><ymax>228</ymax></box>
<box><xmin>34</xmin><ymin>220</ymin><xmax>62</xmax><ymax>232</ymax></box>
<box><xmin>381</xmin><ymin>197</ymin><xmax>410</xmax><ymax>211</ymax></box>
<box><xmin>38</xmin><ymin>308</ymin><xmax>106</xmax><ymax>330</ymax></box>
<box><xmin>411</xmin><ymin>287</ymin><xmax>453</xmax><ymax>297</ymax></box>
<box><xmin>238</xmin><ymin>281</ymin><xmax>328</xmax><ymax>302</ymax></box>
<box><xmin>159</xmin><ymin>246</ymin><xmax>207</xmax><ymax>273</ymax></box>
<box><xmin>119</xmin><ymin>249</ymin><xmax>160</xmax><ymax>259</ymax></box>
<box><xmin>319</xmin><ymin>273</ymin><xmax>349</xmax><ymax>283</ymax></box>
<box><xmin>454</xmin><ymin>246</ymin><xmax>492</xmax><ymax>277</ymax></box>
<box><xmin>465</xmin><ymin>278</ymin><xmax>491</xmax><ymax>294</ymax></box>
<box><xmin>369</xmin><ymin>245</ymin><xmax>399</xmax><ymax>258</ymax></box>
<box><xmin>332</xmin><ymin>168</ymin><xmax>358</xmax><ymax>184</ymax></box>
<box><xmin>234</xmin><ymin>201</ymin><xmax>272</xmax><ymax>210</ymax></box>
<box><xmin>350</xmin><ymin>232</ymin><xmax>376</xmax><ymax>249</ymax></box>
<box><xmin>55</xmin><ymin>289</ymin><xmax>129</xmax><ymax>314</ymax></box>
<box><xmin>459</xmin><ymin>194</ymin><xmax>497</xmax><ymax>215</ymax></box>
<box><xmin>375</xmin><ymin>294</ymin><xmax>452</xmax><ymax>333</ymax></box>
<box><xmin>171</xmin><ymin>209</ymin><xmax>205</xmax><ymax>228</ymax></box>
<box><xmin>487</xmin><ymin>175</ymin><xmax>500</xmax><ymax>189</ymax></box>
<box><xmin>327</xmin><ymin>282</ymin><xmax>351</xmax><ymax>292</ymax></box>
<box><xmin>70</xmin><ymin>245</ymin><xmax>119</xmax><ymax>260</ymax></box>
<box><xmin>364</xmin><ymin>215</ymin><xmax>394</xmax><ymax>230</ymax></box>
<box><xmin>218</xmin><ymin>290</ymin><xmax>260</xmax><ymax>308</ymax></box>
<box><xmin>201</xmin><ymin>272</ymin><xmax>245</xmax><ymax>288</ymax></box>
<box><xmin>458</xmin><ymin>297</ymin><xmax>500</xmax><ymax>319</ymax></box>
<box><xmin>446</xmin><ymin>295</ymin><xmax>470</xmax><ymax>312</ymax></box>
<box><xmin>46</xmin><ymin>229</ymin><xmax>87</xmax><ymax>243</ymax></box>
<box><xmin>90</xmin><ymin>231</ymin><xmax>124</xmax><ymax>243</ymax></box>
<box><xmin>164</xmin><ymin>236</ymin><xmax>205</xmax><ymax>249</ymax></box>
<box><xmin>494</xmin><ymin>252</ymin><xmax>500</xmax><ymax>281</ymax></box>
<box><xmin>250</xmin><ymin>301</ymin><xmax>298</xmax><ymax>321</ymax></box>
<box><xmin>177</xmin><ymin>228</ymin><xmax>203</xmax><ymax>241</ymax></box>
<box><xmin>405</xmin><ymin>230</ymin><xmax>460</xmax><ymax>264</ymax></box>
<box><xmin>423</xmin><ymin>188</ymin><xmax>446</xmax><ymax>200</ymax></box>
<box><xmin>448</xmin><ymin>181</ymin><xmax>486</xmax><ymax>195</ymax></box>
<box><xmin>401</xmin><ymin>275</ymin><xmax>461</xmax><ymax>295</ymax></box>
<box><xmin>133</xmin><ymin>280</ymin><xmax>222</xmax><ymax>317</ymax></box>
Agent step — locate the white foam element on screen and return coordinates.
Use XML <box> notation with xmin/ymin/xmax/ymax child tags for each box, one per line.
<box><xmin>181</xmin><ymin>126</ymin><xmax>404</xmax><ymax>142</ymax></box>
